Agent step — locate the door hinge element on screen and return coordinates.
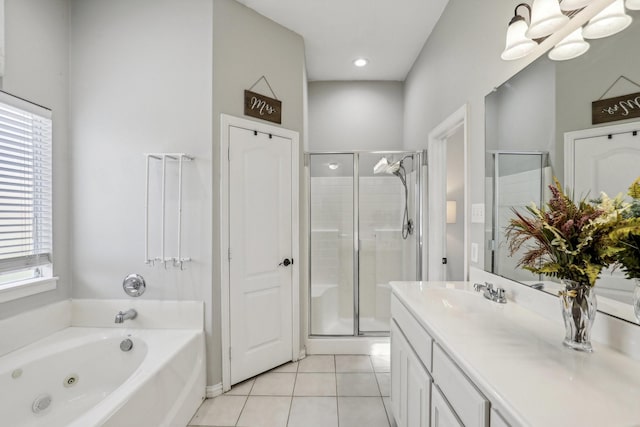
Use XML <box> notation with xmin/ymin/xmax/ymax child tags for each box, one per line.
<box><xmin>228</xmin><ymin>248</ymin><xmax>232</xmax><ymax>261</ymax></box>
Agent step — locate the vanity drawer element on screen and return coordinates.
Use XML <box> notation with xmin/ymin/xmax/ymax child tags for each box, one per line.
<box><xmin>391</xmin><ymin>295</ymin><xmax>433</xmax><ymax>372</ymax></box>
<box><xmin>432</xmin><ymin>344</ymin><xmax>489</xmax><ymax>427</ymax></box>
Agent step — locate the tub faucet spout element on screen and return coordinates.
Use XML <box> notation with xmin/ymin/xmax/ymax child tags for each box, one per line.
<box><xmin>115</xmin><ymin>309</ymin><xmax>137</xmax><ymax>324</ymax></box>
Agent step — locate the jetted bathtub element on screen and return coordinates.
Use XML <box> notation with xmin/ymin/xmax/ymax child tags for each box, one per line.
<box><xmin>0</xmin><ymin>326</ymin><xmax>205</xmax><ymax>427</ymax></box>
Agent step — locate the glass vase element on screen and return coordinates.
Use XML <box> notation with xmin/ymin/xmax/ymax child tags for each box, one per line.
<box><xmin>634</xmin><ymin>278</ymin><xmax>640</xmax><ymax>323</ymax></box>
<box><xmin>560</xmin><ymin>280</ymin><xmax>597</xmax><ymax>352</ymax></box>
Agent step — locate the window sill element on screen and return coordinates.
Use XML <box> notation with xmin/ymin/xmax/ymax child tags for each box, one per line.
<box><xmin>0</xmin><ymin>277</ymin><xmax>59</xmax><ymax>303</ymax></box>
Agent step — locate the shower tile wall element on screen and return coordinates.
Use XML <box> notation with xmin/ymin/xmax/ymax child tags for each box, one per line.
<box><xmin>311</xmin><ymin>175</ymin><xmax>416</xmax><ymax>333</ymax></box>
<box><xmin>494</xmin><ymin>167</ymin><xmax>545</xmax><ymax>282</ymax></box>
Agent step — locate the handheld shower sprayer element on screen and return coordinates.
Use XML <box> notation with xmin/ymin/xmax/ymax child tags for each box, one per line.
<box><xmin>373</xmin><ymin>155</ymin><xmax>414</xmax><ymax>239</ymax></box>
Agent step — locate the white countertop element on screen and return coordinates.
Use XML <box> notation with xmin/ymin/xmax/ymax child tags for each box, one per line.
<box><xmin>390</xmin><ymin>281</ymin><xmax>640</xmax><ymax>427</ymax></box>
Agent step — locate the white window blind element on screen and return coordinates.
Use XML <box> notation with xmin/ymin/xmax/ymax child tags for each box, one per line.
<box><xmin>0</xmin><ymin>91</ymin><xmax>52</xmax><ymax>276</ymax></box>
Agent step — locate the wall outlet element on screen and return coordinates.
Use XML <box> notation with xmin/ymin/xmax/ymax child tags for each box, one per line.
<box><xmin>471</xmin><ymin>203</ymin><xmax>485</xmax><ymax>223</ymax></box>
<box><xmin>471</xmin><ymin>243</ymin><xmax>479</xmax><ymax>263</ymax></box>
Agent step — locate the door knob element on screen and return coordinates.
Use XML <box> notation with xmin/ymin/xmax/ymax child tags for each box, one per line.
<box><xmin>279</xmin><ymin>258</ymin><xmax>293</xmax><ymax>267</ymax></box>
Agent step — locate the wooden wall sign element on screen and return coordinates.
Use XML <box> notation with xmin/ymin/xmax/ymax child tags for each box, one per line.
<box><xmin>592</xmin><ymin>91</ymin><xmax>640</xmax><ymax>125</ymax></box>
<box><xmin>244</xmin><ymin>90</ymin><xmax>282</xmax><ymax>124</ymax></box>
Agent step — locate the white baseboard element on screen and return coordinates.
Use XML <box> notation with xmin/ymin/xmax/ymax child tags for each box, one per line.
<box><xmin>305</xmin><ymin>337</ymin><xmax>390</xmax><ymax>355</ymax></box>
<box><xmin>206</xmin><ymin>383</ymin><xmax>223</xmax><ymax>398</ymax></box>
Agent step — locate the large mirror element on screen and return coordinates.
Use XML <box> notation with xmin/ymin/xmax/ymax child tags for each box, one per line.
<box><xmin>485</xmin><ymin>8</ymin><xmax>640</xmax><ymax>325</ymax></box>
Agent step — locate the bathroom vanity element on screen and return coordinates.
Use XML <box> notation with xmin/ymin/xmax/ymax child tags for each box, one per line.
<box><xmin>390</xmin><ymin>281</ymin><xmax>640</xmax><ymax>427</ymax></box>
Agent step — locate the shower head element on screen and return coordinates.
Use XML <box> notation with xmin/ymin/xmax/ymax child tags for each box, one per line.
<box><xmin>373</xmin><ymin>157</ymin><xmax>390</xmax><ymax>174</ymax></box>
<box><xmin>373</xmin><ymin>157</ymin><xmax>401</xmax><ymax>175</ymax></box>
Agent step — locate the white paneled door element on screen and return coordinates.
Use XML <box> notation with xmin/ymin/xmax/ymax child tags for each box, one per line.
<box><xmin>568</xmin><ymin>125</ymin><xmax>640</xmax><ymax>302</ymax></box>
<box><xmin>229</xmin><ymin>125</ymin><xmax>294</xmax><ymax>385</ymax></box>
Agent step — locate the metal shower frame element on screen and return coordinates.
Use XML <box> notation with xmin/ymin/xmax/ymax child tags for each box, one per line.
<box><xmin>306</xmin><ymin>150</ymin><xmax>425</xmax><ymax>338</ymax></box>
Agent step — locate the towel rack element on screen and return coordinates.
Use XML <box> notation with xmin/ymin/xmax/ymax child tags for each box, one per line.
<box><xmin>144</xmin><ymin>153</ymin><xmax>194</xmax><ymax>269</ymax></box>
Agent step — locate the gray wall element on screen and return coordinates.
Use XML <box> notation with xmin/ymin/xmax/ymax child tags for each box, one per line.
<box><xmin>0</xmin><ymin>0</ymin><xmax>71</xmax><ymax>319</ymax></box>
<box><xmin>556</xmin><ymin>12</ymin><xmax>640</xmax><ymax>150</ymax></box>
<box><xmin>488</xmin><ymin>57</ymin><xmax>557</xmax><ymax>176</ymax></box>
<box><xmin>402</xmin><ymin>0</ymin><xmax>589</xmax><ymax>271</ymax></box>
<box><xmin>69</xmin><ymin>0</ymin><xmax>215</xmax><ymax>380</ymax></box>
<box><xmin>308</xmin><ymin>81</ymin><xmax>404</xmax><ymax>151</ymax></box>
<box><xmin>212</xmin><ymin>0</ymin><xmax>306</xmax><ymax>383</ymax></box>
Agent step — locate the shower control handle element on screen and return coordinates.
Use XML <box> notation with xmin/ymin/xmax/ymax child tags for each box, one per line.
<box><xmin>279</xmin><ymin>258</ymin><xmax>293</xmax><ymax>267</ymax></box>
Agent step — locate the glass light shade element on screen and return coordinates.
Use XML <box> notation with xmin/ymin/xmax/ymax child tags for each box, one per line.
<box><xmin>526</xmin><ymin>0</ymin><xmax>570</xmax><ymax>39</ymax></box>
<box><xmin>626</xmin><ymin>0</ymin><xmax>640</xmax><ymax>10</ymax></box>
<box><xmin>501</xmin><ymin>19</ymin><xmax>537</xmax><ymax>60</ymax></box>
<box><xmin>548</xmin><ymin>28</ymin><xmax>590</xmax><ymax>60</ymax></box>
<box><xmin>583</xmin><ymin>0</ymin><xmax>632</xmax><ymax>39</ymax></box>
<box><xmin>560</xmin><ymin>0</ymin><xmax>592</xmax><ymax>11</ymax></box>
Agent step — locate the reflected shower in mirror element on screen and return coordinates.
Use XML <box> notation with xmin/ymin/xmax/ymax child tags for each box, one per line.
<box><xmin>485</xmin><ymin>151</ymin><xmax>549</xmax><ymax>283</ymax></box>
<box><xmin>484</xmin><ymin>7</ymin><xmax>640</xmax><ymax>324</ymax></box>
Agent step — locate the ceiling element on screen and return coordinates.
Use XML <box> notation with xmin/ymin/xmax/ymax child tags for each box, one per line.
<box><xmin>235</xmin><ymin>0</ymin><xmax>450</xmax><ymax>82</ymax></box>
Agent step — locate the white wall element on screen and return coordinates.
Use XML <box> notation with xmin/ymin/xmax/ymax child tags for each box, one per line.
<box><xmin>0</xmin><ymin>0</ymin><xmax>71</xmax><ymax>319</ymax></box>
<box><xmin>308</xmin><ymin>81</ymin><xmax>404</xmax><ymax>151</ymax></box>
<box><xmin>69</xmin><ymin>0</ymin><xmax>214</xmax><ymax>380</ymax></box>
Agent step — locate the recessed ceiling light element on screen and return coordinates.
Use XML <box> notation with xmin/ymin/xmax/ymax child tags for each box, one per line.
<box><xmin>353</xmin><ymin>58</ymin><xmax>368</xmax><ymax>67</ymax></box>
<box><xmin>328</xmin><ymin>162</ymin><xmax>340</xmax><ymax>170</ymax></box>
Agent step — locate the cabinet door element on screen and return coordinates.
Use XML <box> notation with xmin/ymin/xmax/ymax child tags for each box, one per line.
<box><xmin>432</xmin><ymin>386</ymin><xmax>463</xmax><ymax>427</ymax></box>
<box><xmin>406</xmin><ymin>348</ymin><xmax>431</xmax><ymax>427</ymax></box>
<box><xmin>391</xmin><ymin>321</ymin><xmax>407</xmax><ymax>427</ymax></box>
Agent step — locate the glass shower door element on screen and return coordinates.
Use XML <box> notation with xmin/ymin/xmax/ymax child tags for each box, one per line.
<box><xmin>358</xmin><ymin>153</ymin><xmax>419</xmax><ymax>334</ymax></box>
<box><xmin>309</xmin><ymin>154</ymin><xmax>354</xmax><ymax>335</ymax></box>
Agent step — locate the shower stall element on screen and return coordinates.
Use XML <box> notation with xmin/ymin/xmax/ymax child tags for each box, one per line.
<box><xmin>485</xmin><ymin>151</ymin><xmax>550</xmax><ymax>282</ymax></box>
<box><xmin>307</xmin><ymin>151</ymin><xmax>424</xmax><ymax>337</ymax></box>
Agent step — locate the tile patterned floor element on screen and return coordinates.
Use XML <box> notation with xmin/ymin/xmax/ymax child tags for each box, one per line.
<box><xmin>189</xmin><ymin>354</ymin><xmax>396</xmax><ymax>427</ymax></box>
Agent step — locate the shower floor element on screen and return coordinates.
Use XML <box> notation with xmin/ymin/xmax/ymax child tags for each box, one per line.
<box><xmin>313</xmin><ymin>316</ymin><xmax>389</xmax><ymax>336</ymax></box>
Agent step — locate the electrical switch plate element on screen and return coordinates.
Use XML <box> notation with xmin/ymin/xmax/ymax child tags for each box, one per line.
<box><xmin>471</xmin><ymin>243</ymin><xmax>479</xmax><ymax>263</ymax></box>
<box><xmin>471</xmin><ymin>203</ymin><xmax>485</xmax><ymax>223</ymax></box>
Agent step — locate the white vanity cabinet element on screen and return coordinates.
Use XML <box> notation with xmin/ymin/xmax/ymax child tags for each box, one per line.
<box><xmin>390</xmin><ymin>281</ymin><xmax>640</xmax><ymax>427</ymax></box>
<box><xmin>391</xmin><ymin>294</ymin><xmax>490</xmax><ymax>427</ymax></box>
<box><xmin>391</xmin><ymin>319</ymin><xmax>431</xmax><ymax>427</ymax></box>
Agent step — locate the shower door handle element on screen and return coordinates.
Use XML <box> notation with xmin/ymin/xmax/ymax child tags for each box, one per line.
<box><xmin>279</xmin><ymin>258</ymin><xmax>293</xmax><ymax>267</ymax></box>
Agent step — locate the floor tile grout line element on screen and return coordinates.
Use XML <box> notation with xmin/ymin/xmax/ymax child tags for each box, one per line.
<box><xmin>233</xmin><ymin>394</ymin><xmax>249</xmax><ymax>427</ymax></box>
<box><xmin>284</xmin><ymin>357</ymin><xmax>299</xmax><ymax>426</ymax></box>
<box><xmin>371</xmin><ymin>355</ymin><xmax>393</xmax><ymax>427</ymax></box>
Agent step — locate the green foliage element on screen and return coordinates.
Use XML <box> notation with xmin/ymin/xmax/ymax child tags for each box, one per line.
<box><xmin>609</xmin><ymin>177</ymin><xmax>640</xmax><ymax>280</ymax></box>
<box><xmin>506</xmin><ymin>178</ymin><xmax>626</xmax><ymax>287</ymax></box>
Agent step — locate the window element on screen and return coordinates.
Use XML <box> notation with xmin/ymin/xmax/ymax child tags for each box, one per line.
<box><xmin>0</xmin><ymin>91</ymin><xmax>53</xmax><ymax>297</ymax></box>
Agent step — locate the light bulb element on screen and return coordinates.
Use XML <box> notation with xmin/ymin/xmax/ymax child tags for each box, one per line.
<box><xmin>353</xmin><ymin>58</ymin><xmax>368</xmax><ymax>67</ymax></box>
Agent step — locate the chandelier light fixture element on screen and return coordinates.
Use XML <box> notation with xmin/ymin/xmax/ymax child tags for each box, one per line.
<box><xmin>501</xmin><ymin>0</ymin><xmax>634</xmax><ymax>62</ymax></box>
<box><xmin>547</xmin><ymin>27</ymin><xmax>590</xmax><ymax>60</ymax></box>
<box><xmin>526</xmin><ymin>0</ymin><xmax>570</xmax><ymax>38</ymax></box>
<box><xmin>583</xmin><ymin>0</ymin><xmax>632</xmax><ymax>38</ymax></box>
<box><xmin>501</xmin><ymin>4</ymin><xmax>538</xmax><ymax>60</ymax></box>
<box><xmin>560</xmin><ymin>0</ymin><xmax>594</xmax><ymax>11</ymax></box>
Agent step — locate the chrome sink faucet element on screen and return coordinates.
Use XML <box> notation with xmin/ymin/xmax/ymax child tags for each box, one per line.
<box><xmin>114</xmin><ymin>309</ymin><xmax>137</xmax><ymax>324</ymax></box>
<box><xmin>473</xmin><ymin>282</ymin><xmax>507</xmax><ymax>304</ymax></box>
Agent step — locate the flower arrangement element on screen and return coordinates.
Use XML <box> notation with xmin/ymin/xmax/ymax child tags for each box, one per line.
<box><xmin>505</xmin><ymin>178</ymin><xmax>624</xmax><ymax>288</ymax></box>
<box><xmin>610</xmin><ymin>177</ymin><xmax>640</xmax><ymax>280</ymax></box>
